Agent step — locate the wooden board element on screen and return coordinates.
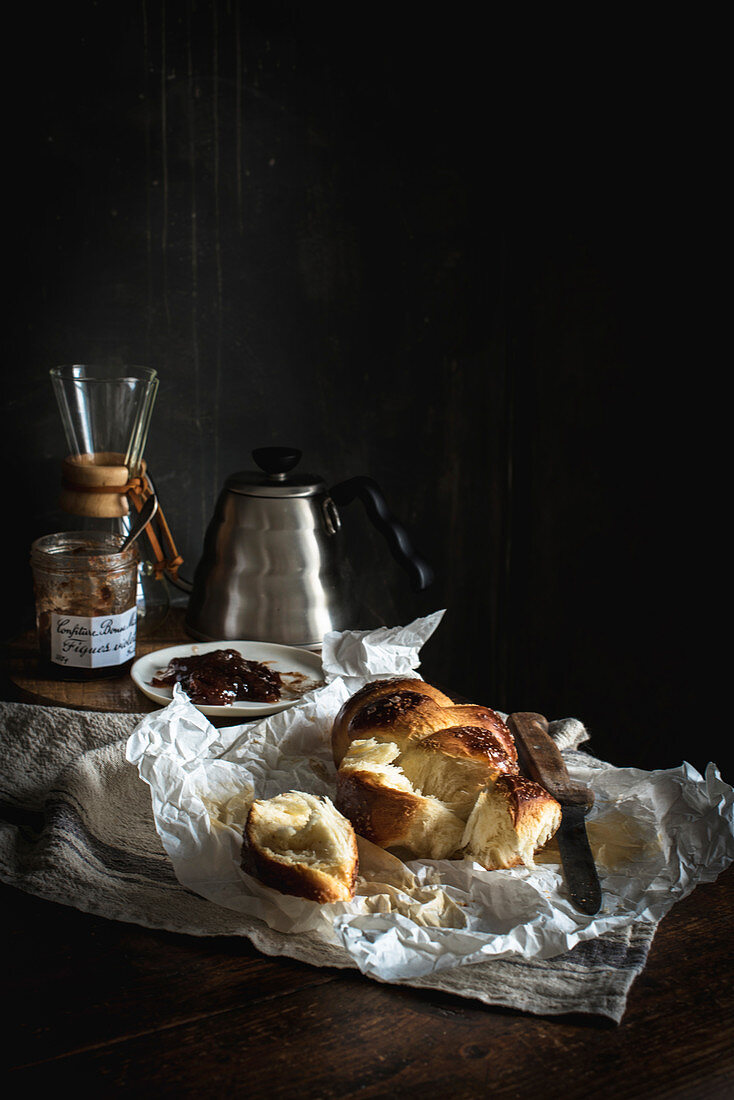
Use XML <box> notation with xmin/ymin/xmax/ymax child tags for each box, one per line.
<box><xmin>2</xmin><ymin>870</ymin><xmax>733</xmax><ymax>1095</ymax></box>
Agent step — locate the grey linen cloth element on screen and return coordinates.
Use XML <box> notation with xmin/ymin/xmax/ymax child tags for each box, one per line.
<box><xmin>0</xmin><ymin>700</ymin><xmax>657</xmax><ymax>1023</ymax></box>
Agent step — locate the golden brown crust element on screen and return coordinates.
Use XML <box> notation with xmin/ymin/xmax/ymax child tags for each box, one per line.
<box><xmin>331</xmin><ymin>678</ymin><xmax>452</xmax><ymax>764</ymax></box>
<box><xmin>413</xmin><ymin>725</ymin><xmax>519</xmax><ymax>776</ymax></box>
<box><xmin>331</xmin><ymin>677</ymin><xmax>516</xmax><ymax>767</ymax></box>
<box><xmin>241</xmin><ymin>840</ymin><xmax>358</xmax><ymax>903</ymax></box>
<box><xmin>341</xmin><ymin>676</ymin><xmax>454</xmax><ymax>711</ymax></box>
<box><xmin>440</xmin><ymin>707</ymin><xmax>517</xmax><ymax>760</ymax></box>
<box><xmin>494</xmin><ymin>773</ymin><xmax>560</xmax><ymax>830</ymax></box>
<box><xmin>335</xmin><ymin>769</ymin><xmax>423</xmax><ymax>849</ymax></box>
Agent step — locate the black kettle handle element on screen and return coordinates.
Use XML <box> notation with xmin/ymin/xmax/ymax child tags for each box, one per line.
<box><xmin>329</xmin><ymin>476</ymin><xmax>434</xmax><ymax>592</ymax></box>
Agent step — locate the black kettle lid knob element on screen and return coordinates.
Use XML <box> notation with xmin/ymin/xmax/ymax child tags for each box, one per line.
<box><xmin>252</xmin><ymin>447</ymin><xmax>302</xmax><ymax>477</ymax></box>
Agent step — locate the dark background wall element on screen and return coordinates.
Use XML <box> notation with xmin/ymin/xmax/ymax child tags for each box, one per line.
<box><xmin>3</xmin><ymin>5</ymin><xmax>727</xmax><ymax>777</ymax></box>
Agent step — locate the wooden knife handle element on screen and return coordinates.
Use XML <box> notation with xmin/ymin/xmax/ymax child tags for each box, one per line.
<box><xmin>508</xmin><ymin>712</ymin><xmax>594</xmax><ymax>811</ymax></box>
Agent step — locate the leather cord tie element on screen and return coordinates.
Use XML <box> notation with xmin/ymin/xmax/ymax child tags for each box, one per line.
<box><xmin>59</xmin><ymin>457</ymin><xmax>183</xmax><ymax>580</ymax></box>
<box><xmin>126</xmin><ymin>474</ymin><xmax>184</xmax><ymax>580</ymax></box>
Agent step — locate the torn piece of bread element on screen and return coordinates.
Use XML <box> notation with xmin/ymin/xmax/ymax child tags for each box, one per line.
<box><xmin>398</xmin><ymin>725</ymin><xmax>520</xmax><ymax>819</ymax></box>
<box><xmin>461</xmin><ymin>774</ymin><xmax>562</xmax><ymax>870</ymax></box>
<box><xmin>335</xmin><ymin>739</ymin><xmax>465</xmax><ymax>860</ymax></box>
<box><xmin>331</xmin><ymin>677</ymin><xmax>514</xmax><ymax>767</ymax></box>
<box><xmin>242</xmin><ymin>790</ymin><xmax>358</xmax><ymax>903</ymax></box>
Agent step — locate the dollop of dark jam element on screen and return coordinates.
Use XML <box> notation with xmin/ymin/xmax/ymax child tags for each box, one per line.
<box><xmin>152</xmin><ymin>648</ymin><xmax>282</xmax><ymax>706</ymax></box>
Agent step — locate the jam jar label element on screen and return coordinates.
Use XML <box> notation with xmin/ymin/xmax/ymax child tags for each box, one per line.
<box><xmin>50</xmin><ymin>609</ymin><xmax>137</xmax><ymax>668</ymax></box>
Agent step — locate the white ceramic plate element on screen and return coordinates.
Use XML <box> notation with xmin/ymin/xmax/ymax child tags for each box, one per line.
<box><xmin>131</xmin><ymin>640</ymin><xmax>324</xmax><ymax>717</ymax></box>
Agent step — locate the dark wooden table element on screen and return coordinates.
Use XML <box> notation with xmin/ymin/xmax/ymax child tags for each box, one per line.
<box><xmin>2</xmin><ymin>612</ymin><xmax>733</xmax><ymax>1097</ymax></box>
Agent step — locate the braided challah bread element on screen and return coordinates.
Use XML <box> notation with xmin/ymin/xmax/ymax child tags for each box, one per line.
<box><xmin>332</xmin><ymin>678</ymin><xmax>561</xmax><ymax>869</ymax></box>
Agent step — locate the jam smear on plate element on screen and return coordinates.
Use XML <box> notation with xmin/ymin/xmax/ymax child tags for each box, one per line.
<box><xmin>151</xmin><ymin>648</ymin><xmax>282</xmax><ymax>706</ymax></box>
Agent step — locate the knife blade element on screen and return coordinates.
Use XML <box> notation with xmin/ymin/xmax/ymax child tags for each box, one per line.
<box><xmin>507</xmin><ymin>711</ymin><xmax>602</xmax><ymax>916</ymax></box>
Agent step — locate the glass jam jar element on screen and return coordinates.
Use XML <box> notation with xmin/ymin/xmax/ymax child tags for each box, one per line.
<box><xmin>30</xmin><ymin>532</ymin><xmax>139</xmax><ymax>680</ymax></box>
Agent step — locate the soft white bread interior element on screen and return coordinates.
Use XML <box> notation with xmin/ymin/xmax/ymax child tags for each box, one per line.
<box><xmin>461</xmin><ymin>774</ymin><xmax>562</xmax><ymax>870</ymax></box>
<box><xmin>398</xmin><ymin>725</ymin><xmax>520</xmax><ymax>818</ymax></box>
<box><xmin>242</xmin><ymin>790</ymin><xmax>358</xmax><ymax>903</ymax></box>
<box><xmin>335</xmin><ymin>739</ymin><xmax>465</xmax><ymax>860</ymax></box>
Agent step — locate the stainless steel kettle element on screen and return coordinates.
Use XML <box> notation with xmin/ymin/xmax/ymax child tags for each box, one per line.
<box><xmin>184</xmin><ymin>447</ymin><xmax>433</xmax><ymax>646</ymax></box>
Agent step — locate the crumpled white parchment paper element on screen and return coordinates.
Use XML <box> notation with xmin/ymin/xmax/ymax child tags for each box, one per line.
<box><xmin>126</xmin><ymin>610</ymin><xmax>734</xmax><ymax>981</ymax></box>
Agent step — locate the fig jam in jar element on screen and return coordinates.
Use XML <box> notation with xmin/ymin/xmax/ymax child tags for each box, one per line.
<box><xmin>30</xmin><ymin>532</ymin><xmax>138</xmax><ymax>680</ymax></box>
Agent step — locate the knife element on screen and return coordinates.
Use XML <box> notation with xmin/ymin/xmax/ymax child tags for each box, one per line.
<box><xmin>507</xmin><ymin>711</ymin><xmax>602</xmax><ymax>916</ymax></box>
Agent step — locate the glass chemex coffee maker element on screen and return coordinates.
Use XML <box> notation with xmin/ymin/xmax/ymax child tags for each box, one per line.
<box><xmin>48</xmin><ymin>364</ymin><xmax>181</xmax><ymax>637</ymax></box>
